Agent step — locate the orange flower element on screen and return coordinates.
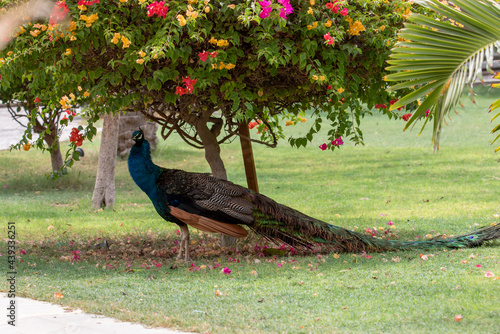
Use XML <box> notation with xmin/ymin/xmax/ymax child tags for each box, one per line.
<box><xmin>54</xmin><ymin>293</ymin><xmax>64</xmax><ymax>299</ymax></box>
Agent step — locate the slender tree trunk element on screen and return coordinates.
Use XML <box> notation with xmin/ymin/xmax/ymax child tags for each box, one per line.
<box><xmin>195</xmin><ymin>119</ymin><xmax>236</xmax><ymax>247</ymax></box>
<box><xmin>44</xmin><ymin>132</ymin><xmax>64</xmax><ymax>172</ymax></box>
<box><xmin>92</xmin><ymin>113</ymin><xmax>119</xmax><ymax>209</ymax></box>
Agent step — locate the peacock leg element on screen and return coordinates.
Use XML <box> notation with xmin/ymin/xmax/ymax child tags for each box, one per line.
<box><xmin>177</xmin><ymin>225</ymin><xmax>190</xmax><ymax>261</ymax></box>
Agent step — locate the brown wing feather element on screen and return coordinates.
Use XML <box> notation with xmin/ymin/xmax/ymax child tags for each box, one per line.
<box><xmin>169</xmin><ymin>206</ymin><xmax>248</xmax><ymax>238</ymax></box>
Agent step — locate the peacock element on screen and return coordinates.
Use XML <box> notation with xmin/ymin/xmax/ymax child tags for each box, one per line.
<box><xmin>128</xmin><ymin>129</ymin><xmax>500</xmax><ymax>261</ymax></box>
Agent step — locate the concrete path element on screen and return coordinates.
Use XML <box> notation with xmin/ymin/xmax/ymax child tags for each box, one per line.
<box><xmin>0</xmin><ymin>293</ymin><xmax>191</xmax><ymax>334</ymax></box>
<box><xmin>0</xmin><ymin>106</ymin><xmax>81</xmax><ymax>151</ymax></box>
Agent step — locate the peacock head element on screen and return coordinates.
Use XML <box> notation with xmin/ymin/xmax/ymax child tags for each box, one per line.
<box><xmin>132</xmin><ymin>129</ymin><xmax>145</xmax><ymax>143</ymax></box>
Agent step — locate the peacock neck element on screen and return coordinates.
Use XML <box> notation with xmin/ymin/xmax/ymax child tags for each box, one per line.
<box><xmin>128</xmin><ymin>140</ymin><xmax>162</xmax><ymax>200</ymax></box>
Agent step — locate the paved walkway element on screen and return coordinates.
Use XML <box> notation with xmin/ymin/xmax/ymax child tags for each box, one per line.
<box><xmin>0</xmin><ymin>109</ymin><xmax>193</xmax><ymax>333</ymax></box>
<box><xmin>0</xmin><ymin>293</ymin><xmax>191</xmax><ymax>334</ymax></box>
<box><xmin>0</xmin><ymin>107</ymin><xmax>80</xmax><ymax>151</ymax></box>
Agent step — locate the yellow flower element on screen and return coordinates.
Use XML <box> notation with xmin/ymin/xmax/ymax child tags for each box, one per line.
<box><xmin>312</xmin><ymin>75</ymin><xmax>318</xmax><ymax>81</ymax></box>
<box><xmin>138</xmin><ymin>50</ymin><xmax>146</xmax><ymax>57</ymax></box>
<box><xmin>345</xmin><ymin>16</ymin><xmax>353</xmax><ymax>23</ymax></box>
<box><xmin>211</xmin><ymin>63</ymin><xmax>217</xmax><ymax>69</ymax></box>
<box><xmin>209</xmin><ymin>36</ymin><xmax>217</xmax><ymax>44</ymax></box>
<box><xmin>300</xmin><ymin>117</ymin><xmax>306</xmax><ymax>123</ymax></box>
<box><xmin>188</xmin><ymin>0</ymin><xmax>198</xmax><ymax>3</ymax></box>
<box><xmin>285</xmin><ymin>120</ymin><xmax>293</xmax><ymax>126</ymax></box>
<box><xmin>380</xmin><ymin>25</ymin><xmax>386</xmax><ymax>31</ymax></box>
<box><xmin>319</xmin><ymin>75</ymin><xmax>325</xmax><ymax>82</ymax></box>
<box><xmin>337</xmin><ymin>87</ymin><xmax>344</xmax><ymax>94</ymax></box>
<box><xmin>22</xmin><ymin>142</ymin><xmax>31</xmax><ymax>151</ymax></box>
<box><xmin>78</xmin><ymin>86</ymin><xmax>83</xmax><ymax>91</ymax></box>
<box><xmin>80</xmin><ymin>14</ymin><xmax>98</xmax><ymax>27</ymax></box>
<box><xmin>136</xmin><ymin>58</ymin><xmax>145</xmax><ymax>65</ymax></box>
<box><xmin>78</xmin><ymin>5</ymin><xmax>87</xmax><ymax>10</ymax></box>
<box><xmin>64</xmin><ymin>48</ymin><xmax>72</xmax><ymax>56</ymax></box>
<box><xmin>59</xmin><ymin>96</ymin><xmax>71</xmax><ymax>109</ymax></box>
<box><xmin>177</xmin><ymin>15</ymin><xmax>187</xmax><ymax>26</ymax></box>
<box><xmin>324</xmin><ymin>20</ymin><xmax>332</xmax><ymax>27</ymax></box>
<box><xmin>111</xmin><ymin>33</ymin><xmax>121</xmax><ymax>44</ymax></box>
<box><xmin>70</xmin><ymin>35</ymin><xmax>77</xmax><ymax>41</ymax></box>
<box><xmin>227</xmin><ymin>4</ymin><xmax>235</xmax><ymax>9</ymax></box>
<box><xmin>204</xmin><ymin>6</ymin><xmax>210</xmax><ymax>13</ymax></box>
<box><xmin>30</xmin><ymin>29</ymin><xmax>41</xmax><ymax>37</ymax></box>
<box><xmin>69</xmin><ymin>93</ymin><xmax>76</xmax><ymax>100</ymax></box>
<box><xmin>307</xmin><ymin>7</ymin><xmax>313</xmax><ymax>15</ymax></box>
<box><xmin>139</xmin><ymin>0</ymin><xmax>147</xmax><ymax>3</ymax></box>
<box><xmin>219</xmin><ymin>62</ymin><xmax>226</xmax><ymax>70</ymax></box>
<box><xmin>67</xmin><ymin>21</ymin><xmax>77</xmax><ymax>32</ymax></box>
<box><xmin>83</xmin><ymin>91</ymin><xmax>90</xmax><ymax>97</ymax></box>
<box><xmin>225</xmin><ymin>63</ymin><xmax>235</xmax><ymax>70</ymax></box>
<box><xmin>307</xmin><ymin>21</ymin><xmax>318</xmax><ymax>30</ymax></box>
<box><xmin>121</xmin><ymin>35</ymin><xmax>131</xmax><ymax>48</ymax></box>
<box><xmin>119</xmin><ymin>0</ymin><xmax>128</xmax><ymax>2</ymax></box>
<box><xmin>310</xmin><ymin>0</ymin><xmax>315</xmax><ymax>5</ymax></box>
<box><xmin>0</xmin><ymin>58</ymin><xmax>4</xmax><ymax>65</ymax></box>
<box><xmin>333</xmin><ymin>253</ymin><xmax>340</xmax><ymax>259</ymax></box>
<box><xmin>19</xmin><ymin>26</ymin><xmax>26</xmax><ymax>34</ymax></box>
<box><xmin>7</xmin><ymin>51</ymin><xmax>13</xmax><ymax>56</ymax></box>
<box><xmin>187</xmin><ymin>10</ymin><xmax>198</xmax><ymax>19</ymax></box>
<box><xmin>217</xmin><ymin>39</ymin><xmax>229</xmax><ymax>47</ymax></box>
<box><xmin>348</xmin><ymin>20</ymin><xmax>366</xmax><ymax>36</ymax></box>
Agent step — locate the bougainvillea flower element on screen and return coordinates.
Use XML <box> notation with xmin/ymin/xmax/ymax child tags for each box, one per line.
<box><xmin>147</xmin><ymin>1</ymin><xmax>169</xmax><ymax>18</ymax></box>
<box><xmin>319</xmin><ymin>143</ymin><xmax>327</xmax><ymax>150</ymax></box>
<box><xmin>402</xmin><ymin>113</ymin><xmax>412</xmax><ymax>122</ymax></box>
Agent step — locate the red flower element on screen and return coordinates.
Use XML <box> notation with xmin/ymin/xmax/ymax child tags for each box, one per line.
<box><xmin>327</xmin><ymin>85</ymin><xmax>333</xmax><ymax>90</ymax></box>
<box><xmin>340</xmin><ymin>8</ymin><xmax>348</xmax><ymax>16</ymax></box>
<box><xmin>331</xmin><ymin>137</ymin><xmax>344</xmax><ymax>146</ymax></box>
<box><xmin>147</xmin><ymin>1</ymin><xmax>169</xmax><ymax>18</ymax></box>
<box><xmin>248</xmin><ymin>121</ymin><xmax>259</xmax><ymax>129</ymax></box>
<box><xmin>402</xmin><ymin>113</ymin><xmax>412</xmax><ymax>122</ymax></box>
<box><xmin>69</xmin><ymin>128</ymin><xmax>83</xmax><ymax>146</ymax></box>
<box><xmin>34</xmin><ymin>97</ymin><xmax>41</xmax><ymax>103</ymax></box>
<box><xmin>209</xmin><ymin>51</ymin><xmax>217</xmax><ymax>58</ymax></box>
<box><xmin>175</xmin><ymin>86</ymin><xmax>188</xmax><ymax>96</ymax></box>
<box><xmin>390</xmin><ymin>99</ymin><xmax>404</xmax><ymax>111</ymax></box>
<box><xmin>199</xmin><ymin>50</ymin><xmax>209</xmax><ymax>62</ymax></box>
<box><xmin>425</xmin><ymin>109</ymin><xmax>431</xmax><ymax>117</ymax></box>
<box><xmin>50</xmin><ymin>1</ymin><xmax>69</xmax><ymax>25</ymax></box>
<box><xmin>374</xmin><ymin>104</ymin><xmax>387</xmax><ymax>109</ymax></box>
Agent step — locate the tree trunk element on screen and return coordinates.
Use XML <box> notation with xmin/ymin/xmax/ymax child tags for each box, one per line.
<box><xmin>195</xmin><ymin>119</ymin><xmax>236</xmax><ymax>247</ymax></box>
<box><xmin>44</xmin><ymin>134</ymin><xmax>64</xmax><ymax>172</ymax></box>
<box><xmin>238</xmin><ymin>122</ymin><xmax>259</xmax><ymax>193</ymax></box>
<box><xmin>92</xmin><ymin>113</ymin><xmax>119</xmax><ymax>209</ymax></box>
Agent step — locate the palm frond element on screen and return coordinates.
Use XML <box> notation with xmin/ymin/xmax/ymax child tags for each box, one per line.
<box><xmin>385</xmin><ymin>0</ymin><xmax>500</xmax><ymax>150</ymax></box>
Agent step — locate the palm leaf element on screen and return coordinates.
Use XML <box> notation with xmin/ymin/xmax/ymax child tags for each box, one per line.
<box><xmin>385</xmin><ymin>0</ymin><xmax>500</xmax><ymax>150</ymax></box>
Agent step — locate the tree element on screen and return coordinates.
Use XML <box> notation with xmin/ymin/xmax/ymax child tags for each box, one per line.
<box><xmin>385</xmin><ymin>0</ymin><xmax>500</xmax><ymax>151</ymax></box>
<box><xmin>0</xmin><ymin>0</ymin><xmax>426</xmax><ymax>178</ymax></box>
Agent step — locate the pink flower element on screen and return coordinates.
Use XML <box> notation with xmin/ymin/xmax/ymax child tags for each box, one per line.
<box><xmin>277</xmin><ymin>263</ymin><xmax>283</xmax><ymax>268</ymax></box>
<box><xmin>319</xmin><ymin>143</ymin><xmax>327</xmax><ymax>151</ymax></box>
<box><xmin>222</xmin><ymin>267</ymin><xmax>231</xmax><ymax>274</ymax></box>
<box><xmin>340</xmin><ymin>8</ymin><xmax>348</xmax><ymax>16</ymax></box>
<box><xmin>402</xmin><ymin>113</ymin><xmax>412</xmax><ymax>122</ymax></box>
<box><xmin>259</xmin><ymin>6</ymin><xmax>272</xmax><ymax>18</ymax></box>
<box><xmin>72</xmin><ymin>250</ymin><xmax>81</xmax><ymax>261</ymax></box>
<box><xmin>278</xmin><ymin>0</ymin><xmax>293</xmax><ymax>19</ymax></box>
<box><xmin>425</xmin><ymin>109</ymin><xmax>431</xmax><ymax>117</ymax></box>
<box><xmin>387</xmin><ymin>221</ymin><xmax>394</xmax><ymax>225</ymax></box>
<box><xmin>485</xmin><ymin>271</ymin><xmax>495</xmax><ymax>277</ymax></box>
<box><xmin>331</xmin><ymin>137</ymin><xmax>343</xmax><ymax>146</ymax></box>
<box><xmin>258</xmin><ymin>0</ymin><xmax>272</xmax><ymax>18</ymax></box>
<box><xmin>327</xmin><ymin>85</ymin><xmax>333</xmax><ymax>90</ymax></box>
<box><xmin>476</xmin><ymin>264</ymin><xmax>482</xmax><ymax>268</ymax></box>
<box><xmin>20</xmin><ymin>249</ymin><xmax>27</xmax><ymax>255</ymax></box>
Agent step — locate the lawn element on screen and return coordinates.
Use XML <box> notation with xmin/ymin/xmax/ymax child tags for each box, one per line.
<box><xmin>1</xmin><ymin>91</ymin><xmax>499</xmax><ymax>333</ymax></box>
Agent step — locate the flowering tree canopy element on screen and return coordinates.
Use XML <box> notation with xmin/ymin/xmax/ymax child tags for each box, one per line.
<box><xmin>0</xmin><ymin>0</ymin><xmax>423</xmax><ymax>174</ymax></box>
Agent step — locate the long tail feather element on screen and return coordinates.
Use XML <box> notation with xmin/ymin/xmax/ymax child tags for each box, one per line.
<box><xmin>251</xmin><ymin>193</ymin><xmax>500</xmax><ymax>252</ymax></box>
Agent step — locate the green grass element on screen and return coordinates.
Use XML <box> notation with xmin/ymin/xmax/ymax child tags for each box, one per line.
<box><xmin>1</xmin><ymin>91</ymin><xmax>500</xmax><ymax>333</ymax></box>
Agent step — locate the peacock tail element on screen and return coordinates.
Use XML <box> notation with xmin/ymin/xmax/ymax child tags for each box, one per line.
<box><xmin>248</xmin><ymin>190</ymin><xmax>500</xmax><ymax>253</ymax></box>
<box><xmin>128</xmin><ymin>129</ymin><xmax>500</xmax><ymax>256</ymax></box>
